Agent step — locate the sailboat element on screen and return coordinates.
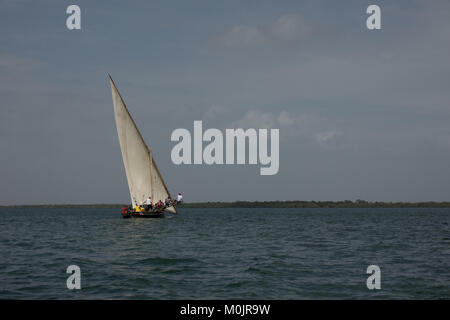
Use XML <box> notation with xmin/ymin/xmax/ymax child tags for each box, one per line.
<box><xmin>109</xmin><ymin>75</ymin><xmax>178</xmax><ymax>218</ymax></box>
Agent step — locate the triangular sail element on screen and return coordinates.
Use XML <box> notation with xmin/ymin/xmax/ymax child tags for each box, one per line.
<box><xmin>109</xmin><ymin>75</ymin><xmax>177</xmax><ymax>213</ymax></box>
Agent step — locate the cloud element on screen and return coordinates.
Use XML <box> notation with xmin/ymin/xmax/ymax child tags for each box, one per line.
<box><xmin>230</xmin><ymin>109</ymin><xmax>300</xmax><ymax>129</ymax></box>
<box><xmin>202</xmin><ymin>104</ymin><xmax>227</xmax><ymax>121</ymax></box>
<box><xmin>269</xmin><ymin>14</ymin><xmax>310</xmax><ymax>41</ymax></box>
<box><xmin>277</xmin><ymin>110</ymin><xmax>295</xmax><ymax>127</ymax></box>
<box><xmin>217</xmin><ymin>25</ymin><xmax>265</xmax><ymax>48</ymax></box>
<box><xmin>0</xmin><ymin>54</ymin><xmax>41</xmax><ymax>71</ymax></box>
<box><xmin>229</xmin><ymin>109</ymin><xmax>348</xmax><ymax>150</ymax></box>
<box><xmin>212</xmin><ymin>13</ymin><xmax>310</xmax><ymax>48</ymax></box>
<box><xmin>315</xmin><ymin>131</ymin><xmax>341</xmax><ymax>147</ymax></box>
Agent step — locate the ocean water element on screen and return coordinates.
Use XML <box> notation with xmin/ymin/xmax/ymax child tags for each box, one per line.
<box><xmin>0</xmin><ymin>207</ymin><xmax>448</xmax><ymax>299</ymax></box>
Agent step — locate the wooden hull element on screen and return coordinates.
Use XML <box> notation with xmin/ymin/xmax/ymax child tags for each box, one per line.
<box><xmin>122</xmin><ymin>211</ymin><xmax>164</xmax><ymax>219</ymax></box>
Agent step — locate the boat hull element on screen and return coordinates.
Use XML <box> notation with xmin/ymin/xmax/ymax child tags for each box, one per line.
<box><xmin>122</xmin><ymin>211</ymin><xmax>164</xmax><ymax>219</ymax></box>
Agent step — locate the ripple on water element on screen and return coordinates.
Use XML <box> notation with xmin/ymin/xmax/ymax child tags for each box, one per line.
<box><xmin>0</xmin><ymin>207</ymin><xmax>449</xmax><ymax>299</ymax></box>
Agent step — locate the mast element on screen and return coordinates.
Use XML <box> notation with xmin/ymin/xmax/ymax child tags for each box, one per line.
<box><xmin>149</xmin><ymin>146</ymin><xmax>154</xmax><ymax>205</ymax></box>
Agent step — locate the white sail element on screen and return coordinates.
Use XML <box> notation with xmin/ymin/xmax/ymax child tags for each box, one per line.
<box><xmin>109</xmin><ymin>76</ymin><xmax>177</xmax><ymax>213</ymax></box>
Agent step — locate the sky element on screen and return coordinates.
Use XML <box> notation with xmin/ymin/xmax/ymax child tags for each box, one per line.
<box><xmin>1</xmin><ymin>0</ymin><xmax>450</xmax><ymax>204</ymax></box>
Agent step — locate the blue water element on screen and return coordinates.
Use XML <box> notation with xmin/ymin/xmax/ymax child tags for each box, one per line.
<box><xmin>0</xmin><ymin>207</ymin><xmax>448</xmax><ymax>299</ymax></box>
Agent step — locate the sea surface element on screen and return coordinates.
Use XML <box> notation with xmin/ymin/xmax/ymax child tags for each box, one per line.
<box><xmin>0</xmin><ymin>207</ymin><xmax>449</xmax><ymax>299</ymax></box>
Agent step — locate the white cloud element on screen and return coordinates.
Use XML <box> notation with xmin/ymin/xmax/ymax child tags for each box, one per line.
<box><xmin>218</xmin><ymin>25</ymin><xmax>266</xmax><ymax>48</ymax></box>
<box><xmin>213</xmin><ymin>13</ymin><xmax>310</xmax><ymax>48</ymax></box>
<box><xmin>269</xmin><ymin>14</ymin><xmax>310</xmax><ymax>41</ymax></box>
<box><xmin>315</xmin><ymin>131</ymin><xmax>341</xmax><ymax>147</ymax></box>
<box><xmin>230</xmin><ymin>109</ymin><xmax>300</xmax><ymax>129</ymax></box>
<box><xmin>230</xmin><ymin>110</ymin><xmax>348</xmax><ymax>148</ymax></box>
<box><xmin>0</xmin><ymin>54</ymin><xmax>40</xmax><ymax>70</ymax></box>
<box><xmin>202</xmin><ymin>104</ymin><xmax>227</xmax><ymax>121</ymax></box>
<box><xmin>277</xmin><ymin>110</ymin><xmax>295</xmax><ymax>127</ymax></box>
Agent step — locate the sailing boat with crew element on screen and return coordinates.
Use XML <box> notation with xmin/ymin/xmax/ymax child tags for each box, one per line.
<box><xmin>109</xmin><ymin>75</ymin><xmax>179</xmax><ymax>218</ymax></box>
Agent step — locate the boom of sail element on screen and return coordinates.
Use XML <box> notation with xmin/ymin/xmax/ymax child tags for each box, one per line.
<box><xmin>109</xmin><ymin>75</ymin><xmax>177</xmax><ymax>213</ymax></box>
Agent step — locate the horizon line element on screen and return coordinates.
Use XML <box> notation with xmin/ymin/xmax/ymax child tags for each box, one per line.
<box><xmin>2</xmin><ymin>200</ymin><xmax>450</xmax><ymax>208</ymax></box>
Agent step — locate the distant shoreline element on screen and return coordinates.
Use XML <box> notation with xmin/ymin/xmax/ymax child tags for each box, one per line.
<box><xmin>2</xmin><ymin>200</ymin><xmax>450</xmax><ymax>208</ymax></box>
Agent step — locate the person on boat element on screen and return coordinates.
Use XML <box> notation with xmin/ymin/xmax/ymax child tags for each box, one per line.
<box><xmin>145</xmin><ymin>196</ymin><xmax>152</xmax><ymax>211</ymax></box>
<box><xmin>165</xmin><ymin>197</ymin><xmax>171</xmax><ymax>207</ymax></box>
<box><xmin>177</xmin><ymin>192</ymin><xmax>183</xmax><ymax>204</ymax></box>
<box><xmin>132</xmin><ymin>196</ymin><xmax>140</xmax><ymax>212</ymax></box>
<box><xmin>155</xmin><ymin>200</ymin><xmax>164</xmax><ymax>210</ymax></box>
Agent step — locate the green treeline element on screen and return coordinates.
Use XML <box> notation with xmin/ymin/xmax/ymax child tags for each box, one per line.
<box><xmin>177</xmin><ymin>200</ymin><xmax>450</xmax><ymax>208</ymax></box>
<box><xmin>4</xmin><ymin>200</ymin><xmax>450</xmax><ymax>208</ymax></box>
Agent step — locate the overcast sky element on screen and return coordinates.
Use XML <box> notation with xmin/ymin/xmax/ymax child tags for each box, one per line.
<box><xmin>1</xmin><ymin>0</ymin><xmax>450</xmax><ymax>204</ymax></box>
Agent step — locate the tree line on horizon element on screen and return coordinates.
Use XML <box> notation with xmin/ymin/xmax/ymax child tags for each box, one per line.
<box><xmin>177</xmin><ymin>200</ymin><xmax>450</xmax><ymax>208</ymax></box>
<box><xmin>3</xmin><ymin>200</ymin><xmax>450</xmax><ymax>208</ymax></box>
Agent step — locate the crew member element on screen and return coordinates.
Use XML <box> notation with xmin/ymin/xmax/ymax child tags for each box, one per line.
<box><xmin>145</xmin><ymin>196</ymin><xmax>152</xmax><ymax>211</ymax></box>
<box><xmin>177</xmin><ymin>192</ymin><xmax>183</xmax><ymax>204</ymax></box>
<box><xmin>158</xmin><ymin>200</ymin><xmax>164</xmax><ymax>209</ymax></box>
